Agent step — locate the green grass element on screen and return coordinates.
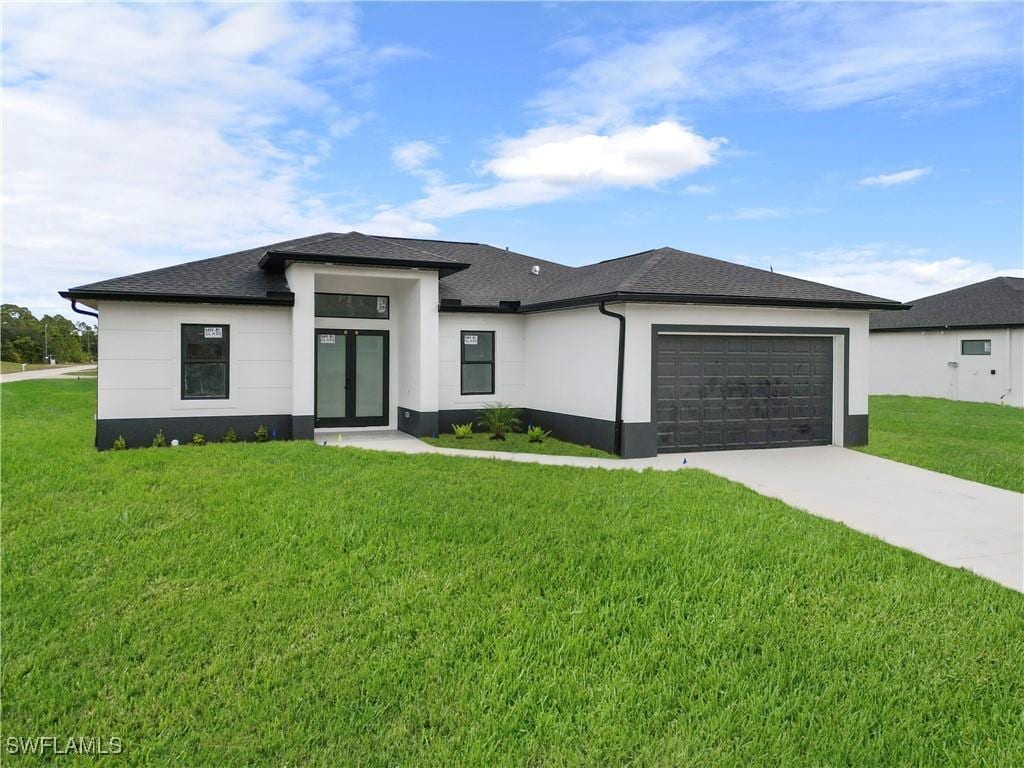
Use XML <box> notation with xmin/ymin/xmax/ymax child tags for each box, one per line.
<box><xmin>2</xmin><ymin>380</ymin><xmax>1023</xmax><ymax>766</ymax></box>
<box><xmin>61</xmin><ymin>368</ymin><xmax>97</xmax><ymax>377</ymax></box>
<box><xmin>423</xmin><ymin>430</ymin><xmax>615</xmax><ymax>457</ymax></box>
<box><xmin>859</xmin><ymin>395</ymin><xmax>1024</xmax><ymax>493</ymax></box>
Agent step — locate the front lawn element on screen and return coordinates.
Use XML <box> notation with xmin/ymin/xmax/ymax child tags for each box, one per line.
<box><xmin>423</xmin><ymin>430</ymin><xmax>615</xmax><ymax>458</ymax></box>
<box><xmin>3</xmin><ymin>380</ymin><xmax>1022</xmax><ymax>766</ymax></box>
<box><xmin>860</xmin><ymin>395</ymin><xmax>1024</xmax><ymax>493</ymax></box>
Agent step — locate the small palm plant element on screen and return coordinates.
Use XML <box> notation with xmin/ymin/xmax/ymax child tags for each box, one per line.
<box><xmin>452</xmin><ymin>422</ymin><xmax>473</xmax><ymax>439</ymax></box>
<box><xmin>476</xmin><ymin>403</ymin><xmax>521</xmax><ymax>440</ymax></box>
<box><xmin>526</xmin><ymin>425</ymin><xmax>551</xmax><ymax>443</ymax></box>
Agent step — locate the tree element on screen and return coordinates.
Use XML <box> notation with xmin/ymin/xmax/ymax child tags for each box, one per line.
<box><xmin>1</xmin><ymin>304</ymin><xmax>95</xmax><ymax>363</ymax></box>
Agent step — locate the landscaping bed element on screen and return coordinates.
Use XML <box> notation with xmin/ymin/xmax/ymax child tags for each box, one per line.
<box><xmin>423</xmin><ymin>431</ymin><xmax>615</xmax><ymax>458</ymax></box>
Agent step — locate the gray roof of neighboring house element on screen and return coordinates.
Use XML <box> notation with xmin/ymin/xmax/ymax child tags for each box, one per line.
<box><xmin>61</xmin><ymin>232</ymin><xmax>904</xmax><ymax>311</ymax></box>
<box><xmin>870</xmin><ymin>276</ymin><xmax>1024</xmax><ymax>331</ymax></box>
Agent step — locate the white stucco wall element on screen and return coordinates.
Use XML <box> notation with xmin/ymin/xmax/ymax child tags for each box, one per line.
<box><xmin>523</xmin><ymin>306</ymin><xmax>619</xmax><ymax>421</ymax></box>
<box><xmin>870</xmin><ymin>328</ymin><xmax>1022</xmax><ymax>407</ymax></box>
<box><xmin>96</xmin><ymin>300</ymin><xmax>292</xmax><ymax>420</ymax></box>
<box><xmin>97</xmin><ymin>264</ymin><xmax>439</xmax><ymax>430</ymax></box>
<box><xmin>95</xmin><ymin>287</ymin><xmax>878</xmax><ymax>448</ymax></box>
<box><xmin>438</xmin><ymin>313</ymin><xmax>527</xmax><ymax>411</ymax></box>
<box><xmin>289</xmin><ymin>263</ymin><xmax>439</xmax><ymax>430</ymax></box>
<box><xmin>620</xmin><ymin>303</ymin><xmax>871</xmax><ymax>445</ymax></box>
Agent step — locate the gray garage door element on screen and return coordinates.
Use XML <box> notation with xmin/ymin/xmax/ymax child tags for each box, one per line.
<box><xmin>654</xmin><ymin>334</ymin><xmax>833</xmax><ymax>452</ymax></box>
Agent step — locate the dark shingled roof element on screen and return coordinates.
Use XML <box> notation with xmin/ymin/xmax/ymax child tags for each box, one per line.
<box><xmin>261</xmin><ymin>231</ymin><xmax>468</xmax><ymax>272</ymax></box>
<box><xmin>374</xmin><ymin>236</ymin><xmax>576</xmax><ymax>307</ymax></box>
<box><xmin>524</xmin><ymin>247</ymin><xmax>897</xmax><ymax>309</ymax></box>
<box><xmin>870</xmin><ymin>276</ymin><xmax>1024</xmax><ymax>331</ymax></box>
<box><xmin>62</xmin><ymin>232</ymin><xmax>904</xmax><ymax>311</ymax></box>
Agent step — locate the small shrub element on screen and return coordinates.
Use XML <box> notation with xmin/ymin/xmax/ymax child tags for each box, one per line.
<box><xmin>254</xmin><ymin>424</ymin><xmax>269</xmax><ymax>442</ymax></box>
<box><xmin>191</xmin><ymin>433</ymin><xmax>206</xmax><ymax>446</ymax></box>
<box><xmin>151</xmin><ymin>430</ymin><xmax>167</xmax><ymax>448</ymax></box>
<box><xmin>527</xmin><ymin>425</ymin><xmax>551</xmax><ymax>443</ymax></box>
<box><xmin>111</xmin><ymin>435</ymin><xmax>127</xmax><ymax>451</ymax></box>
<box><xmin>476</xmin><ymin>403</ymin><xmax>522</xmax><ymax>441</ymax></box>
<box><xmin>223</xmin><ymin>427</ymin><xmax>238</xmax><ymax>443</ymax></box>
<box><xmin>452</xmin><ymin>422</ymin><xmax>473</xmax><ymax>439</ymax></box>
<box><xmin>476</xmin><ymin>404</ymin><xmax>521</xmax><ymax>440</ymax></box>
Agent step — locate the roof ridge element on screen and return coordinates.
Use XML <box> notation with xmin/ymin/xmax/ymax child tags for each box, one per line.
<box><xmin>654</xmin><ymin>246</ymin><xmax>894</xmax><ymax>303</ymax></box>
<box><xmin>596</xmin><ymin>247</ymin><xmax>659</xmax><ymax>265</ymax></box>
<box><xmin>618</xmin><ymin>250</ymin><xmax>668</xmax><ymax>291</ymax></box>
<box><xmin>999</xmin><ymin>275</ymin><xmax>1023</xmax><ymax>290</ymax></box>
<box><xmin>372</xmin><ymin>235</ymin><xmax>483</xmax><ymax>246</ymax></box>
<box><xmin>906</xmin><ymin>275</ymin><xmax>1011</xmax><ymax>304</ymax></box>
<box><xmin>357</xmin><ymin>233</ymin><xmax>460</xmax><ymax>263</ymax></box>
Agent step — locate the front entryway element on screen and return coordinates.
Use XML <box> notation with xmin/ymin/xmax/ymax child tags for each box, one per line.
<box><xmin>315</xmin><ymin>329</ymin><xmax>389</xmax><ymax>427</ymax></box>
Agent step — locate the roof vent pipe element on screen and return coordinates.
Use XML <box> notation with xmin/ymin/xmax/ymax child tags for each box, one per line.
<box><xmin>531</xmin><ymin>265</ymin><xmax>540</xmax><ymax>275</ymax></box>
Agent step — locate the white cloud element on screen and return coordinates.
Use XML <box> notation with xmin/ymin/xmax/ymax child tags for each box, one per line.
<box><xmin>391</xmin><ymin>3</ymin><xmax>1018</xmax><ymax>225</ymax></box>
<box><xmin>1</xmin><ymin>4</ymin><xmax>432</xmax><ymax>316</ymax></box>
<box><xmin>683</xmin><ymin>184</ymin><xmax>715</xmax><ymax>195</ymax></box>
<box><xmin>785</xmin><ymin>244</ymin><xmax>1024</xmax><ymax>301</ymax></box>
<box><xmin>533</xmin><ymin>4</ymin><xmax>1020</xmax><ymax>121</ymax></box>
<box><xmin>486</xmin><ymin>122</ymin><xmax>722</xmax><ymax>186</ymax></box>
<box><xmin>405</xmin><ymin>121</ymin><xmax>723</xmax><ymax>219</ymax></box>
<box><xmin>708</xmin><ymin>206</ymin><xmax>821</xmax><ymax>222</ymax></box>
<box><xmin>363</xmin><ymin>207</ymin><xmax>439</xmax><ymax>238</ymax></box>
<box><xmin>858</xmin><ymin>167</ymin><xmax>932</xmax><ymax>187</ymax></box>
<box><xmin>392</xmin><ymin>140</ymin><xmax>440</xmax><ymax>172</ymax></box>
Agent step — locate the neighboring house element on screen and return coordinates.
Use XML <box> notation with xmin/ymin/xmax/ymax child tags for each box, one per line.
<box><xmin>870</xmin><ymin>276</ymin><xmax>1023</xmax><ymax>407</ymax></box>
<box><xmin>61</xmin><ymin>232</ymin><xmax>903</xmax><ymax>455</ymax></box>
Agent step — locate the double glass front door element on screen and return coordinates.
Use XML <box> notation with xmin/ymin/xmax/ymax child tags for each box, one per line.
<box><xmin>315</xmin><ymin>329</ymin><xmax>389</xmax><ymax>427</ymax></box>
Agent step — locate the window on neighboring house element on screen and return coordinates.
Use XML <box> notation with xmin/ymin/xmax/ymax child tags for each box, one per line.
<box><xmin>961</xmin><ymin>339</ymin><xmax>991</xmax><ymax>355</ymax></box>
<box><xmin>315</xmin><ymin>293</ymin><xmax>389</xmax><ymax>319</ymax></box>
<box><xmin>461</xmin><ymin>331</ymin><xmax>494</xmax><ymax>395</ymax></box>
<box><xmin>182</xmin><ymin>324</ymin><xmax>229</xmax><ymax>399</ymax></box>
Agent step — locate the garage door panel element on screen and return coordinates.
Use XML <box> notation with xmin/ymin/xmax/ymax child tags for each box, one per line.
<box><xmin>655</xmin><ymin>334</ymin><xmax>833</xmax><ymax>452</ymax></box>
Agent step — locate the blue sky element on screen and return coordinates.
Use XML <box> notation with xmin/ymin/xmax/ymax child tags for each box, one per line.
<box><xmin>3</xmin><ymin>2</ymin><xmax>1022</xmax><ymax>316</ymax></box>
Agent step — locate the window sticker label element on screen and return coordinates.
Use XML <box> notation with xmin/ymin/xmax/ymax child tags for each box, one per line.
<box><xmin>984</xmin><ymin>341</ymin><xmax>992</xmax><ymax>353</ymax></box>
<box><xmin>377</xmin><ymin>297</ymin><xmax>388</xmax><ymax>314</ymax></box>
<box><xmin>464</xmin><ymin>334</ymin><xmax>478</xmax><ymax>345</ymax></box>
<box><xmin>204</xmin><ymin>327</ymin><xmax>223</xmax><ymax>339</ymax></box>
<box><xmin>319</xmin><ymin>334</ymin><xmax>336</xmax><ymax>344</ymax></box>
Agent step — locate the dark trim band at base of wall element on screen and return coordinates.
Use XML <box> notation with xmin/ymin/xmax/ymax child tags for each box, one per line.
<box><xmin>525</xmin><ymin>409</ymin><xmax>617</xmax><ymax>455</ymax></box>
<box><xmin>398</xmin><ymin>407</ymin><xmax>439</xmax><ymax>438</ymax></box>
<box><xmin>844</xmin><ymin>414</ymin><xmax>868</xmax><ymax>446</ymax></box>
<box><xmin>97</xmin><ymin>415</ymin><xmax>294</xmax><ymax>450</ymax></box>
<box><xmin>292</xmin><ymin>415</ymin><xmax>314</xmax><ymax>441</ymax></box>
<box><xmin>621</xmin><ymin>422</ymin><xmax>658</xmax><ymax>459</ymax></box>
<box><xmin>436</xmin><ymin>408</ymin><xmax>620</xmax><ymax>455</ymax></box>
<box><xmin>437</xmin><ymin>409</ymin><xmax>477</xmax><ymax>435</ymax></box>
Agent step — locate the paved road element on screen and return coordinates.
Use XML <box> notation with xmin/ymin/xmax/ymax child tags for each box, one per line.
<box><xmin>327</xmin><ymin>431</ymin><xmax>1023</xmax><ymax>592</ymax></box>
<box><xmin>1</xmin><ymin>364</ymin><xmax>97</xmax><ymax>383</ymax></box>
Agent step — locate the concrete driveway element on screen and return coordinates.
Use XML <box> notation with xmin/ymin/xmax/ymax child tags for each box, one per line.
<box><xmin>330</xmin><ymin>431</ymin><xmax>1023</xmax><ymax>592</ymax></box>
<box><xmin>0</xmin><ymin>364</ymin><xmax>96</xmax><ymax>383</ymax></box>
<box><xmin>685</xmin><ymin>446</ymin><xmax>1023</xmax><ymax>593</ymax></box>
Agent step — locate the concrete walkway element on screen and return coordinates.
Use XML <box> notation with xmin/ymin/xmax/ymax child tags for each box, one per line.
<box><xmin>1</xmin><ymin>364</ymin><xmax>96</xmax><ymax>383</ymax></box>
<box><xmin>325</xmin><ymin>430</ymin><xmax>1024</xmax><ymax>592</ymax></box>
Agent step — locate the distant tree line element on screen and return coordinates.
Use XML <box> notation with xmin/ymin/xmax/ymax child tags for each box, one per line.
<box><xmin>1</xmin><ymin>304</ymin><xmax>97</xmax><ymax>363</ymax></box>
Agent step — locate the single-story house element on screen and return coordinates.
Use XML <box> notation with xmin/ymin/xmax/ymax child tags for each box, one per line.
<box><xmin>61</xmin><ymin>232</ymin><xmax>904</xmax><ymax>456</ymax></box>
<box><xmin>870</xmin><ymin>276</ymin><xmax>1023</xmax><ymax>407</ymax></box>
